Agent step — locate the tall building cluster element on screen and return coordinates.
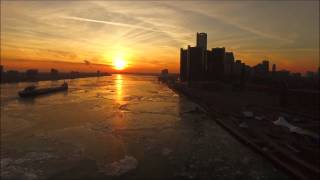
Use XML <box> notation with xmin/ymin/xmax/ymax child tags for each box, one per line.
<box><xmin>180</xmin><ymin>32</ymin><xmax>272</xmax><ymax>82</ymax></box>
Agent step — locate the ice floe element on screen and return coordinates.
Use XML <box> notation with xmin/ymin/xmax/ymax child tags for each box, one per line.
<box><xmin>1</xmin><ymin>152</ymin><xmax>55</xmax><ymax>180</ymax></box>
<box><xmin>162</xmin><ymin>148</ymin><xmax>172</xmax><ymax>156</ymax></box>
<box><xmin>273</xmin><ymin>116</ymin><xmax>319</xmax><ymax>139</ymax></box>
<box><xmin>100</xmin><ymin>156</ymin><xmax>138</xmax><ymax>176</ymax></box>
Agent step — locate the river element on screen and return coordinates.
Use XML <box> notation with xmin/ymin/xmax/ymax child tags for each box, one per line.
<box><xmin>0</xmin><ymin>74</ymin><xmax>288</xmax><ymax>179</ymax></box>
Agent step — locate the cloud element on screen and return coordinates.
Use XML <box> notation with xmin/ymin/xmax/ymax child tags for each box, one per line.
<box><xmin>59</xmin><ymin>13</ymin><xmax>191</xmax><ymax>48</ymax></box>
<box><xmin>60</xmin><ymin>15</ymin><xmax>163</xmax><ymax>33</ymax></box>
<box><xmin>159</xmin><ymin>2</ymin><xmax>295</xmax><ymax>44</ymax></box>
<box><xmin>84</xmin><ymin>60</ymin><xmax>91</xmax><ymax>65</ymax></box>
<box><xmin>208</xmin><ymin>14</ymin><xmax>295</xmax><ymax>43</ymax></box>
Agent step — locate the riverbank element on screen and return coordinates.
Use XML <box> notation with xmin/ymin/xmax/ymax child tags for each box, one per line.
<box><xmin>167</xmin><ymin>81</ymin><xmax>320</xmax><ymax>180</ymax></box>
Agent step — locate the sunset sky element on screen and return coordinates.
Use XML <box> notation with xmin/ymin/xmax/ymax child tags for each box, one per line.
<box><xmin>1</xmin><ymin>0</ymin><xmax>319</xmax><ymax>73</ymax></box>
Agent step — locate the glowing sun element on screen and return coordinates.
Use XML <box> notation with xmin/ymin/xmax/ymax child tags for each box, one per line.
<box><xmin>113</xmin><ymin>57</ymin><xmax>127</xmax><ymax>70</ymax></box>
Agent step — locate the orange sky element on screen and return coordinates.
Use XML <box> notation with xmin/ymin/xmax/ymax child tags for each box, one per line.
<box><xmin>1</xmin><ymin>59</ymin><xmax>111</xmax><ymax>73</ymax></box>
<box><xmin>1</xmin><ymin>1</ymin><xmax>319</xmax><ymax>74</ymax></box>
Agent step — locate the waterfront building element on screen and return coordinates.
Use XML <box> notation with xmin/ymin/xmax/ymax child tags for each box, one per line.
<box><xmin>180</xmin><ymin>48</ymin><xmax>188</xmax><ymax>82</ymax></box>
<box><xmin>0</xmin><ymin>65</ymin><xmax>3</xmax><ymax>81</ymax></box>
<box><xmin>51</xmin><ymin>68</ymin><xmax>59</xmax><ymax>76</ymax></box>
<box><xmin>26</xmin><ymin>69</ymin><xmax>38</xmax><ymax>80</ymax></box>
<box><xmin>196</xmin><ymin>32</ymin><xmax>207</xmax><ymax>79</ymax></box>
<box><xmin>161</xmin><ymin>69</ymin><xmax>169</xmax><ymax>75</ymax></box>
<box><xmin>224</xmin><ymin>52</ymin><xmax>235</xmax><ymax>80</ymax></box>
<box><xmin>206</xmin><ymin>50</ymin><xmax>214</xmax><ymax>80</ymax></box>
<box><xmin>277</xmin><ymin>70</ymin><xmax>290</xmax><ymax>80</ymax></box>
<box><xmin>196</xmin><ymin>32</ymin><xmax>207</xmax><ymax>50</ymax></box>
<box><xmin>233</xmin><ymin>60</ymin><xmax>243</xmax><ymax>76</ymax></box>
<box><xmin>187</xmin><ymin>46</ymin><xmax>204</xmax><ymax>81</ymax></box>
<box><xmin>244</xmin><ymin>65</ymin><xmax>252</xmax><ymax>79</ymax></box>
<box><xmin>272</xmin><ymin>64</ymin><xmax>276</xmax><ymax>74</ymax></box>
<box><xmin>209</xmin><ymin>47</ymin><xmax>225</xmax><ymax>80</ymax></box>
<box><xmin>253</xmin><ymin>60</ymin><xmax>269</xmax><ymax>78</ymax></box>
<box><xmin>262</xmin><ymin>60</ymin><xmax>269</xmax><ymax>74</ymax></box>
<box><xmin>70</xmin><ymin>71</ymin><xmax>79</xmax><ymax>79</ymax></box>
<box><xmin>292</xmin><ymin>73</ymin><xmax>302</xmax><ymax>79</ymax></box>
<box><xmin>6</xmin><ymin>70</ymin><xmax>19</xmax><ymax>80</ymax></box>
<box><xmin>306</xmin><ymin>71</ymin><xmax>316</xmax><ymax>80</ymax></box>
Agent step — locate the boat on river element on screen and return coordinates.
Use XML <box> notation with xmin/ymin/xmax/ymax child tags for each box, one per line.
<box><xmin>19</xmin><ymin>82</ymin><xmax>68</xmax><ymax>98</ymax></box>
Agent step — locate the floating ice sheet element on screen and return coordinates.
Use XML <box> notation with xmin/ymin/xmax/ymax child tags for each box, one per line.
<box><xmin>243</xmin><ymin>111</ymin><xmax>254</xmax><ymax>118</ymax></box>
<box><xmin>273</xmin><ymin>117</ymin><xmax>319</xmax><ymax>139</ymax></box>
<box><xmin>100</xmin><ymin>156</ymin><xmax>138</xmax><ymax>176</ymax></box>
<box><xmin>162</xmin><ymin>148</ymin><xmax>172</xmax><ymax>156</ymax></box>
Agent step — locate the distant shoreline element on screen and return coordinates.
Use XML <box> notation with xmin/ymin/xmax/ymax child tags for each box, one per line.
<box><xmin>0</xmin><ymin>73</ymin><xmax>112</xmax><ymax>84</ymax></box>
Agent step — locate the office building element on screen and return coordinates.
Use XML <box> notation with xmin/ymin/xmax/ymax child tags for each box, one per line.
<box><xmin>51</xmin><ymin>68</ymin><xmax>59</xmax><ymax>76</ymax></box>
<box><xmin>233</xmin><ymin>60</ymin><xmax>243</xmax><ymax>76</ymax></box>
<box><xmin>272</xmin><ymin>64</ymin><xmax>276</xmax><ymax>73</ymax></box>
<box><xmin>187</xmin><ymin>46</ymin><xmax>204</xmax><ymax>81</ymax></box>
<box><xmin>196</xmin><ymin>32</ymin><xmax>207</xmax><ymax>50</ymax></box>
<box><xmin>180</xmin><ymin>48</ymin><xmax>188</xmax><ymax>81</ymax></box>
<box><xmin>262</xmin><ymin>60</ymin><xmax>269</xmax><ymax>73</ymax></box>
<box><xmin>209</xmin><ymin>47</ymin><xmax>225</xmax><ymax>80</ymax></box>
<box><xmin>0</xmin><ymin>65</ymin><xmax>3</xmax><ymax>82</ymax></box>
<box><xmin>26</xmin><ymin>69</ymin><xmax>38</xmax><ymax>80</ymax></box>
<box><xmin>224</xmin><ymin>52</ymin><xmax>234</xmax><ymax>78</ymax></box>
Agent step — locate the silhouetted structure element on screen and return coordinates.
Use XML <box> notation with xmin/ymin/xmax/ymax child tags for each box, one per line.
<box><xmin>291</xmin><ymin>72</ymin><xmax>302</xmax><ymax>79</ymax></box>
<box><xmin>180</xmin><ymin>48</ymin><xmax>188</xmax><ymax>81</ymax></box>
<box><xmin>6</xmin><ymin>70</ymin><xmax>19</xmax><ymax>81</ymax></box>
<box><xmin>70</xmin><ymin>71</ymin><xmax>80</xmax><ymax>79</ymax></box>
<box><xmin>1</xmin><ymin>69</ymin><xmax>111</xmax><ymax>83</ymax></box>
<box><xmin>0</xmin><ymin>65</ymin><xmax>3</xmax><ymax>82</ymax></box>
<box><xmin>272</xmin><ymin>64</ymin><xmax>276</xmax><ymax>77</ymax></box>
<box><xmin>196</xmin><ymin>32</ymin><xmax>207</xmax><ymax>50</ymax></box>
<box><xmin>51</xmin><ymin>68</ymin><xmax>58</xmax><ymax>74</ymax></box>
<box><xmin>253</xmin><ymin>60</ymin><xmax>269</xmax><ymax>77</ymax></box>
<box><xmin>161</xmin><ymin>69</ymin><xmax>168</xmax><ymax>76</ymax></box>
<box><xmin>211</xmin><ymin>47</ymin><xmax>225</xmax><ymax>81</ymax></box>
<box><xmin>159</xmin><ymin>69</ymin><xmax>178</xmax><ymax>83</ymax></box>
<box><xmin>178</xmin><ymin>32</ymin><xmax>318</xmax><ymax>92</ymax></box>
<box><xmin>306</xmin><ymin>71</ymin><xmax>316</xmax><ymax>80</ymax></box>
<box><xmin>187</xmin><ymin>46</ymin><xmax>204</xmax><ymax>81</ymax></box>
<box><xmin>51</xmin><ymin>68</ymin><xmax>59</xmax><ymax>77</ymax></box>
<box><xmin>224</xmin><ymin>52</ymin><xmax>234</xmax><ymax>80</ymax></box>
<box><xmin>26</xmin><ymin>69</ymin><xmax>38</xmax><ymax>80</ymax></box>
<box><xmin>233</xmin><ymin>60</ymin><xmax>243</xmax><ymax>81</ymax></box>
<box><xmin>276</xmin><ymin>70</ymin><xmax>290</xmax><ymax>81</ymax></box>
<box><xmin>262</xmin><ymin>60</ymin><xmax>269</xmax><ymax>73</ymax></box>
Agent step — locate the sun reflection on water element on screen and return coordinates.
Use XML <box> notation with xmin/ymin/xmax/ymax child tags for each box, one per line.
<box><xmin>115</xmin><ymin>74</ymin><xmax>123</xmax><ymax>103</ymax></box>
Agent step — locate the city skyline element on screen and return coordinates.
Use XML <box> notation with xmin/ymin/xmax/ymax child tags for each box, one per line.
<box><xmin>1</xmin><ymin>1</ymin><xmax>319</xmax><ymax>73</ymax></box>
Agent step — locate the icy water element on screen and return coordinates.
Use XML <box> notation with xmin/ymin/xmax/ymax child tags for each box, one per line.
<box><xmin>1</xmin><ymin>75</ymin><xmax>288</xmax><ymax>179</ymax></box>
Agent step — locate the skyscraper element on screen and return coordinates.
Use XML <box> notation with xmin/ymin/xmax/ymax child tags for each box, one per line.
<box><xmin>224</xmin><ymin>52</ymin><xmax>235</xmax><ymax>78</ymax></box>
<box><xmin>196</xmin><ymin>32</ymin><xmax>207</xmax><ymax>50</ymax></box>
<box><xmin>180</xmin><ymin>48</ymin><xmax>188</xmax><ymax>82</ymax></box>
<box><xmin>272</xmin><ymin>64</ymin><xmax>276</xmax><ymax>73</ymax></box>
<box><xmin>0</xmin><ymin>65</ymin><xmax>3</xmax><ymax>82</ymax></box>
<box><xmin>262</xmin><ymin>60</ymin><xmax>269</xmax><ymax>73</ymax></box>
<box><xmin>233</xmin><ymin>60</ymin><xmax>243</xmax><ymax>76</ymax></box>
<box><xmin>187</xmin><ymin>46</ymin><xmax>204</xmax><ymax>81</ymax></box>
<box><xmin>209</xmin><ymin>47</ymin><xmax>225</xmax><ymax>80</ymax></box>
